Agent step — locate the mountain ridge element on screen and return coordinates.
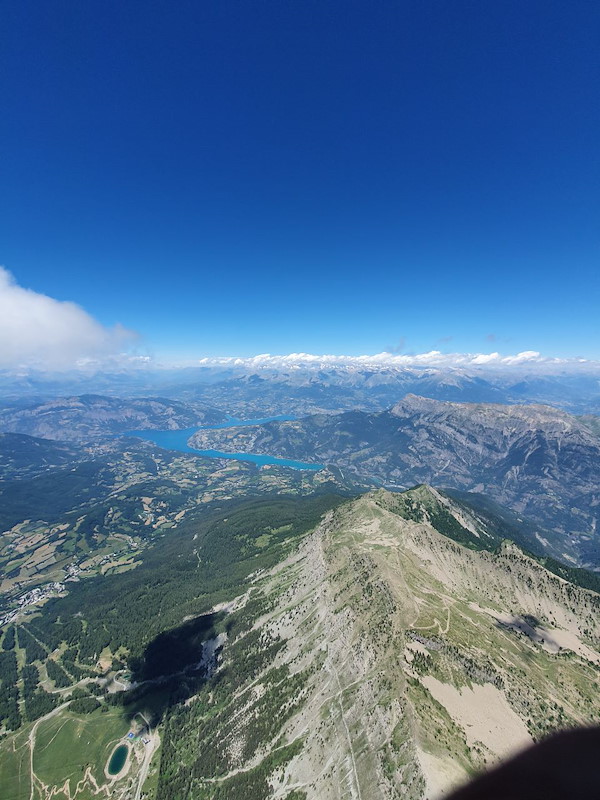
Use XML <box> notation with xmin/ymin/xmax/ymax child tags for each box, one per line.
<box><xmin>1</xmin><ymin>487</ymin><xmax>599</xmax><ymax>799</ymax></box>
<box><xmin>156</xmin><ymin>488</ymin><xmax>600</xmax><ymax>799</ymax></box>
<box><xmin>188</xmin><ymin>396</ymin><xmax>600</xmax><ymax>567</ymax></box>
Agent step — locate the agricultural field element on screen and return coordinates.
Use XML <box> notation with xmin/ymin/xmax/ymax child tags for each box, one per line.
<box><xmin>0</xmin><ymin>436</ymin><xmax>352</xmax><ymax>628</ymax></box>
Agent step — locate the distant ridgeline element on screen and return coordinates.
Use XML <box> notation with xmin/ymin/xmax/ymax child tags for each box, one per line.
<box><xmin>187</xmin><ymin>395</ymin><xmax>600</xmax><ymax>568</ymax></box>
<box><xmin>0</xmin><ymin>488</ymin><xmax>599</xmax><ymax>800</ymax></box>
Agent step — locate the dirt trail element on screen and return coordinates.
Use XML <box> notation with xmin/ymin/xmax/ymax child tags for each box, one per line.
<box><xmin>28</xmin><ymin>701</ymin><xmax>70</xmax><ymax>800</ymax></box>
<box><xmin>133</xmin><ymin>734</ymin><xmax>158</xmax><ymax>800</ymax></box>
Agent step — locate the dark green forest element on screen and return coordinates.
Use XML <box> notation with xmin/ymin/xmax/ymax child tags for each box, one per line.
<box><xmin>31</xmin><ymin>494</ymin><xmax>344</xmax><ymax>662</ymax></box>
<box><xmin>0</xmin><ymin>493</ymin><xmax>345</xmax><ymax>743</ymax></box>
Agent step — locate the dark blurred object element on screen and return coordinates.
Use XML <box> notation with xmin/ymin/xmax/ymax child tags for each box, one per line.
<box><xmin>447</xmin><ymin>726</ymin><xmax>600</xmax><ymax>800</ymax></box>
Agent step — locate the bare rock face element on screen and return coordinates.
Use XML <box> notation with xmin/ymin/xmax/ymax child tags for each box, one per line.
<box><xmin>189</xmin><ymin>396</ymin><xmax>600</xmax><ymax>567</ymax></box>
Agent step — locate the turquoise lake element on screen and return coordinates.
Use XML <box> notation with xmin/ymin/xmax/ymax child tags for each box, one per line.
<box><xmin>124</xmin><ymin>417</ymin><xmax>324</xmax><ymax>471</ymax></box>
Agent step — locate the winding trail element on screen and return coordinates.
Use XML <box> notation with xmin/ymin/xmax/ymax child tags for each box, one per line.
<box><xmin>28</xmin><ymin>701</ymin><xmax>70</xmax><ymax>800</ymax></box>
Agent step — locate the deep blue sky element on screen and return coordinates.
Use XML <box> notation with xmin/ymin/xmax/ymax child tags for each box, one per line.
<box><xmin>1</xmin><ymin>0</ymin><xmax>599</xmax><ymax>360</ymax></box>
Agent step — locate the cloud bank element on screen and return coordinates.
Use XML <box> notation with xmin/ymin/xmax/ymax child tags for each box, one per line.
<box><xmin>198</xmin><ymin>350</ymin><xmax>594</xmax><ymax>372</ymax></box>
<box><xmin>0</xmin><ymin>267</ymin><xmax>138</xmax><ymax>369</ymax></box>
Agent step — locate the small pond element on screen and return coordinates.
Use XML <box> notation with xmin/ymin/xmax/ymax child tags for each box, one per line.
<box><xmin>107</xmin><ymin>743</ymin><xmax>129</xmax><ymax>776</ymax></box>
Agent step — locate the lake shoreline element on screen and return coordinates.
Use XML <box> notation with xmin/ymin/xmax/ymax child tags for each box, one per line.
<box><xmin>122</xmin><ymin>416</ymin><xmax>324</xmax><ymax>472</ymax></box>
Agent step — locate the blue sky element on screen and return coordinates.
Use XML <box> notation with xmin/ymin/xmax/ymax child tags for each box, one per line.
<box><xmin>1</xmin><ymin>0</ymin><xmax>599</xmax><ymax>365</ymax></box>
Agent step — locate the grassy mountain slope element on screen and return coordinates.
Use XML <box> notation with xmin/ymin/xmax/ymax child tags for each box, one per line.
<box><xmin>0</xmin><ymin>494</ymin><xmax>348</xmax><ymax>800</ymax></box>
<box><xmin>1</xmin><ymin>488</ymin><xmax>598</xmax><ymax>800</ymax></box>
<box><xmin>157</xmin><ymin>488</ymin><xmax>600</xmax><ymax>799</ymax></box>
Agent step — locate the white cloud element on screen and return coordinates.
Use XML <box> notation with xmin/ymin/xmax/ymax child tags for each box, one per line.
<box><xmin>198</xmin><ymin>350</ymin><xmax>595</xmax><ymax>372</ymax></box>
<box><xmin>0</xmin><ymin>267</ymin><xmax>138</xmax><ymax>369</ymax></box>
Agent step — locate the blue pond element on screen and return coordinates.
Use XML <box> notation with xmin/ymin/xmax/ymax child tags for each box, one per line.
<box><xmin>124</xmin><ymin>417</ymin><xmax>324</xmax><ymax>472</ymax></box>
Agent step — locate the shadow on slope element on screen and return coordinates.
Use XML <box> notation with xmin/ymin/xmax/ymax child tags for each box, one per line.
<box><xmin>109</xmin><ymin>611</ymin><xmax>226</xmax><ymax>727</ymax></box>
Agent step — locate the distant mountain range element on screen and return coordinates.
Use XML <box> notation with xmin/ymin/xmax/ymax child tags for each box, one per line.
<box><xmin>2</xmin><ymin>362</ymin><xmax>600</xmax><ymax>414</ymax></box>
<box><xmin>0</xmin><ymin>394</ymin><xmax>226</xmax><ymax>441</ymax></box>
<box><xmin>190</xmin><ymin>395</ymin><xmax>600</xmax><ymax>568</ymax></box>
<box><xmin>186</xmin><ymin>365</ymin><xmax>600</xmax><ymax>416</ymax></box>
